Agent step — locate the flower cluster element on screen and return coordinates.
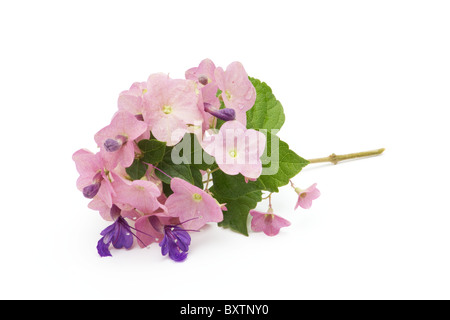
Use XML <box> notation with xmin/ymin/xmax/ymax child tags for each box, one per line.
<box><xmin>73</xmin><ymin>59</ymin><xmax>320</xmax><ymax>262</ymax></box>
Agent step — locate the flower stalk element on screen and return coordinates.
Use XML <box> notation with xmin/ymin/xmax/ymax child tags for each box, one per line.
<box><xmin>307</xmin><ymin>148</ymin><xmax>385</xmax><ymax>165</ymax></box>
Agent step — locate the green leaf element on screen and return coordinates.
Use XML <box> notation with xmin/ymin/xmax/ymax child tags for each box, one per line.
<box><xmin>246</xmin><ymin>77</ymin><xmax>285</xmax><ymax>131</ymax></box>
<box><xmin>154</xmin><ymin>146</ymin><xmax>193</xmax><ymax>184</ymax></box>
<box><xmin>169</xmin><ymin>133</ymin><xmax>215</xmax><ymax>171</ymax></box>
<box><xmin>125</xmin><ymin>159</ymin><xmax>148</xmax><ymax>181</ymax></box>
<box><xmin>188</xmin><ymin>134</ymin><xmax>215</xmax><ymax>171</ymax></box>
<box><xmin>191</xmin><ymin>166</ymin><xmax>204</xmax><ymax>189</ymax></box>
<box><xmin>162</xmin><ymin>182</ymin><xmax>173</xmax><ymax>198</ymax></box>
<box><xmin>258</xmin><ymin>132</ymin><xmax>309</xmax><ymax>192</ymax></box>
<box><xmin>156</xmin><ymin>160</ymin><xmax>194</xmax><ymax>185</ymax></box>
<box><xmin>138</xmin><ymin>139</ymin><xmax>166</xmax><ymax>165</ymax></box>
<box><xmin>211</xmin><ymin>170</ymin><xmax>265</xmax><ymax>199</ymax></box>
<box><xmin>211</xmin><ymin>187</ymin><xmax>262</xmax><ymax>236</ymax></box>
<box><xmin>152</xmin><ymin>134</ymin><xmax>209</xmax><ymax>193</ymax></box>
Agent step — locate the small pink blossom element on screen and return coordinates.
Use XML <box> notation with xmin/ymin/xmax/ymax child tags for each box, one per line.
<box><xmin>250</xmin><ymin>209</ymin><xmax>291</xmax><ymax>236</ymax></box>
<box><xmin>143</xmin><ymin>73</ymin><xmax>203</xmax><ymax>146</ymax></box>
<box><xmin>214</xmin><ymin>61</ymin><xmax>256</xmax><ymax>126</ymax></box>
<box><xmin>164</xmin><ymin>178</ymin><xmax>223</xmax><ymax>230</ymax></box>
<box><xmin>87</xmin><ymin>198</ymin><xmax>114</xmax><ymax>221</ymax></box>
<box><xmin>111</xmin><ymin>173</ymin><xmax>167</xmax><ymax>215</ymax></box>
<box><xmin>202</xmin><ymin>120</ymin><xmax>266</xmax><ymax>180</ymax></box>
<box><xmin>118</xmin><ymin>81</ymin><xmax>149</xmax><ymax>119</ymax></box>
<box><xmin>294</xmin><ymin>183</ymin><xmax>321</xmax><ymax>210</ymax></box>
<box><xmin>186</xmin><ymin>58</ymin><xmax>217</xmax><ymax>88</ymax></box>
<box><xmin>72</xmin><ymin>149</ymin><xmax>116</xmax><ymax>207</ymax></box>
<box><xmin>186</xmin><ymin>59</ymin><xmax>220</xmax><ymax>120</ymax></box>
<box><xmin>94</xmin><ymin>111</ymin><xmax>148</xmax><ymax>168</ymax></box>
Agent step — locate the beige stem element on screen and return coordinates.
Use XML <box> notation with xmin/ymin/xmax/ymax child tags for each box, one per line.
<box><xmin>307</xmin><ymin>148</ymin><xmax>385</xmax><ymax>165</ymax></box>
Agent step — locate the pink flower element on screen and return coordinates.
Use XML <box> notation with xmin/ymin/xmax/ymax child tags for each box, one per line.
<box><xmin>294</xmin><ymin>183</ymin><xmax>321</xmax><ymax>210</ymax></box>
<box><xmin>164</xmin><ymin>178</ymin><xmax>223</xmax><ymax>230</ymax></box>
<box><xmin>72</xmin><ymin>149</ymin><xmax>116</xmax><ymax>207</ymax></box>
<box><xmin>143</xmin><ymin>73</ymin><xmax>203</xmax><ymax>146</ymax></box>
<box><xmin>214</xmin><ymin>61</ymin><xmax>256</xmax><ymax>126</ymax></box>
<box><xmin>94</xmin><ymin>111</ymin><xmax>148</xmax><ymax>168</ymax></box>
<box><xmin>118</xmin><ymin>81</ymin><xmax>149</xmax><ymax>119</ymax></box>
<box><xmin>250</xmin><ymin>209</ymin><xmax>291</xmax><ymax>236</ymax></box>
<box><xmin>186</xmin><ymin>59</ymin><xmax>220</xmax><ymax>110</ymax></box>
<box><xmin>87</xmin><ymin>198</ymin><xmax>113</xmax><ymax>221</ymax></box>
<box><xmin>185</xmin><ymin>58</ymin><xmax>217</xmax><ymax>88</ymax></box>
<box><xmin>111</xmin><ymin>173</ymin><xmax>167</xmax><ymax>215</ymax></box>
<box><xmin>202</xmin><ymin>120</ymin><xmax>266</xmax><ymax>180</ymax></box>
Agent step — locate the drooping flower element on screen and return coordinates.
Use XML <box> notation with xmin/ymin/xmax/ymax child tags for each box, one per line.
<box><xmin>96</xmin><ymin>205</ymin><xmax>135</xmax><ymax>257</ymax></box>
<box><xmin>72</xmin><ymin>149</ymin><xmax>116</xmax><ymax>207</ymax></box>
<box><xmin>159</xmin><ymin>222</ymin><xmax>192</xmax><ymax>262</ymax></box>
<box><xmin>117</xmin><ymin>81</ymin><xmax>149</xmax><ymax>120</ymax></box>
<box><xmin>94</xmin><ymin>111</ymin><xmax>148</xmax><ymax>168</ymax></box>
<box><xmin>164</xmin><ymin>177</ymin><xmax>223</xmax><ymax>230</ymax></box>
<box><xmin>143</xmin><ymin>73</ymin><xmax>203</xmax><ymax>146</ymax></box>
<box><xmin>134</xmin><ymin>215</ymin><xmax>179</xmax><ymax>248</ymax></box>
<box><xmin>294</xmin><ymin>183</ymin><xmax>321</xmax><ymax>210</ymax></box>
<box><xmin>202</xmin><ymin>120</ymin><xmax>266</xmax><ymax>180</ymax></box>
<box><xmin>214</xmin><ymin>61</ymin><xmax>256</xmax><ymax>126</ymax></box>
<box><xmin>250</xmin><ymin>209</ymin><xmax>291</xmax><ymax>236</ymax></box>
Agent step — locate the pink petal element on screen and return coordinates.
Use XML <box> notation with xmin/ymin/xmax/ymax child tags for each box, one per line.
<box><xmin>88</xmin><ymin>198</ymin><xmax>113</xmax><ymax>221</ymax></box>
<box><xmin>150</xmin><ymin>116</ymin><xmax>187</xmax><ymax>146</ymax></box>
<box><xmin>134</xmin><ymin>215</ymin><xmax>165</xmax><ymax>248</ymax></box>
<box><xmin>295</xmin><ymin>184</ymin><xmax>321</xmax><ymax>210</ymax></box>
<box><xmin>118</xmin><ymin>81</ymin><xmax>148</xmax><ymax>116</ymax></box>
<box><xmin>215</xmin><ymin>61</ymin><xmax>256</xmax><ymax>113</ymax></box>
<box><xmin>73</xmin><ymin>149</ymin><xmax>103</xmax><ymax>182</ymax></box>
<box><xmin>186</xmin><ymin>59</ymin><xmax>217</xmax><ymax>85</ymax></box>
<box><xmin>111</xmin><ymin>173</ymin><xmax>164</xmax><ymax>214</ymax></box>
<box><xmin>250</xmin><ymin>210</ymin><xmax>290</xmax><ymax>236</ymax></box>
<box><xmin>165</xmin><ymin>178</ymin><xmax>223</xmax><ymax>230</ymax></box>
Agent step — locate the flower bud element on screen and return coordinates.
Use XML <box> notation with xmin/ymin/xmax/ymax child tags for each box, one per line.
<box><xmin>83</xmin><ymin>182</ymin><xmax>101</xmax><ymax>199</ymax></box>
<box><xmin>104</xmin><ymin>135</ymin><xmax>128</xmax><ymax>152</ymax></box>
<box><xmin>204</xmin><ymin>103</ymin><xmax>236</xmax><ymax>121</ymax></box>
<box><xmin>198</xmin><ymin>75</ymin><xmax>208</xmax><ymax>86</ymax></box>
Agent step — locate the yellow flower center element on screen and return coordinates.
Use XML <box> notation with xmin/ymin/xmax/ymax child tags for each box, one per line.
<box><xmin>229</xmin><ymin>149</ymin><xmax>238</xmax><ymax>158</ymax></box>
<box><xmin>225</xmin><ymin>90</ymin><xmax>232</xmax><ymax>101</ymax></box>
<box><xmin>193</xmin><ymin>193</ymin><xmax>202</xmax><ymax>202</ymax></box>
<box><xmin>162</xmin><ymin>105</ymin><xmax>172</xmax><ymax>114</ymax></box>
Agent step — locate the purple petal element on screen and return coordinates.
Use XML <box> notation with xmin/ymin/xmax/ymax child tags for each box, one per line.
<box><xmin>104</xmin><ymin>139</ymin><xmax>122</xmax><ymax>152</ymax></box>
<box><xmin>111</xmin><ymin>218</ymin><xmax>133</xmax><ymax>249</ymax></box>
<box><xmin>160</xmin><ymin>225</ymin><xmax>191</xmax><ymax>262</ymax></box>
<box><xmin>97</xmin><ymin>237</ymin><xmax>112</xmax><ymax>257</ymax></box>
<box><xmin>168</xmin><ymin>241</ymin><xmax>188</xmax><ymax>262</ymax></box>
<box><xmin>204</xmin><ymin>103</ymin><xmax>236</xmax><ymax>121</ymax></box>
<box><xmin>173</xmin><ymin>229</ymin><xmax>191</xmax><ymax>252</ymax></box>
<box><xmin>160</xmin><ymin>236</ymin><xmax>169</xmax><ymax>256</ymax></box>
<box><xmin>100</xmin><ymin>223</ymin><xmax>116</xmax><ymax>237</ymax></box>
<box><xmin>82</xmin><ymin>182</ymin><xmax>101</xmax><ymax>199</ymax></box>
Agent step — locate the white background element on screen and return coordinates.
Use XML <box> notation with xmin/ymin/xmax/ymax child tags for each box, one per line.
<box><xmin>1</xmin><ymin>0</ymin><xmax>449</xmax><ymax>300</ymax></box>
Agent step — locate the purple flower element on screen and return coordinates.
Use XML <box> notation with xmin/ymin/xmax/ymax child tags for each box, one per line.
<box><xmin>96</xmin><ymin>205</ymin><xmax>134</xmax><ymax>257</ymax></box>
<box><xmin>160</xmin><ymin>223</ymin><xmax>192</xmax><ymax>262</ymax></box>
